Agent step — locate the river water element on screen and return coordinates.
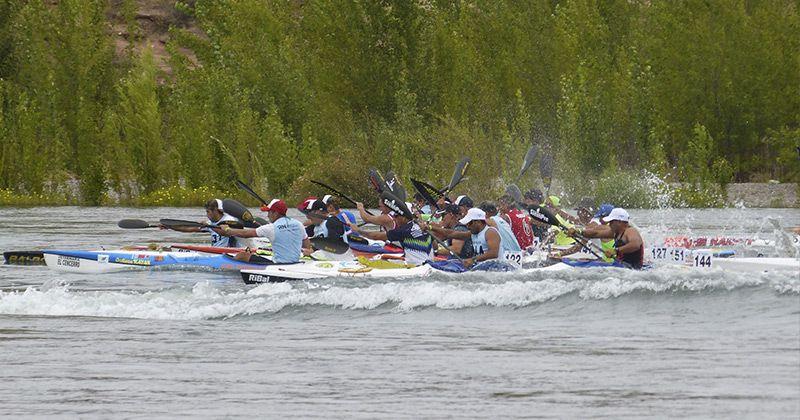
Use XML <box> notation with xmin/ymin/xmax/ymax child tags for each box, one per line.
<box><xmin>1</xmin><ymin>206</ymin><xmax>798</xmax><ymax>418</ymax></box>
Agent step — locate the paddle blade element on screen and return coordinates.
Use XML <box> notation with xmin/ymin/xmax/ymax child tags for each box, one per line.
<box><xmin>310</xmin><ymin>237</ymin><xmax>351</xmax><ymax>254</ymax></box>
<box><xmin>505</xmin><ymin>184</ymin><xmax>524</xmax><ymax>205</ymax></box>
<box><xmin>368</xmin><ymin>168</ymin><xmax>386</xmax><ymax>194</ymax></box>
<box><xmin>539</xmin><ymin>153</ymin><xmax>554</xmax><ymax>190</ymax></box>
<box><xmin>384</xmin><ymin>171</ymin><xmax>408</xmax><ymax>202</ymax></box>
<box><xmin>235</xmin><ymin>180</ymin><xmax>268</xmax><ymax>206</ymax></box>
<box><xmin>222</xmin><ymin>199</ymin><xmax>259</xmax><ymax>227</ymax></box>
<box><xmin>410</xmin><ymin>178</ymin><xmax>442</xmax><ymax>210</ymax></box>
<box><xmin>446</xmin><ymin>157</ymin><xmax>470</xmax><ymax>192</ymax></box>
<box><xmin>517</xmin><ymin>145</ymin><xmax>538</xmax><ymax>181</ymax></box>
<box><xmin>527</xmin><ymin>205</ymin><xmax>560</xmax><ymax>227</ymax></box>
<box><xmin>380</xmin><ymin>190</ymin><xmax>413</xmax><ymax>219</ymax></box>
<box><xmin>118</xmin><ymin>219</ymin><xmax>155</xmax><ymax>229</ymax></box>
<box><xmin>159</xmin><ymin>219</ymin><xmax>207</xmax><ymax>229</ymax></box>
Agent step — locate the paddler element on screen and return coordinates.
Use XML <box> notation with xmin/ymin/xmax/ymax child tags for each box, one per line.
<box><xmin>349</xmin><ymin>197</ymin><xmax>433</xmax><ymax>265</ymax></box>
<box><xmin>553</xmin><ymin>204</ymin><xmax>615</xmax><ymax>262</ymax></box>
<box><xmin>215</xmin><ymin>199</ymin><xmax>311</xmax><ymax>263</ymax></box>
<box><xmin>523</xmin><ymin>189</ymin><xmax>548</xmax><ymax>242</ymax></box>
<box><xmin>414</xmin><ymin>193</ymin><xmax>432</xmax><ymax>215</ymax></box>
<box><xmin>431</xmin><ymin>208</ymin><xmax>508</xmax><ymax>269</ymax></box>
<box><xmin>355</xmin><ymin>200</ymin><xmax>396</xmax><ymax>232</ymax></box>
<box><xmin>544</xmin><ymin>195</ymin><xmax>576</xmax><ymax>247</ymax></box>
<box><xmin>454</xmin><ymin>195</ymin><xmax>473</xmax><ymax>217</ymax></box>
<box><xmin>161</xmin><ymin>199</ymin><xmax>240</xmax><ymax>248</ymax></box>
<box><xmin>478</xmin><ymin>201</ymin><xmax>522</xmax><ymax>252</ymax></box>
<box><xmin>572</xmin><ymin>207</ymin><xmax>644</xmax><ymax>269</ymax></box>
<box><xmin>302</xmin><ymin>199</ymin><xmax>348</xmax><ymax>243</ymax></box>
<box><xmin>430</xmin><ymin>203</ymin><xmax>474</xmax><ymax>259</ymax></box>
<box><xmin>497</xmin><ymin>195</ymin><xmax>536</xmax><ymax>250</ymax></box>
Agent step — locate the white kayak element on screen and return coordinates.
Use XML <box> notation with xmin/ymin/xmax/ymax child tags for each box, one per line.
<box><xmin>241</xmin><ymin>260</ymin><xmax>432</xmax><ymax>284</ymax></box>
<box><xmin>43</xmin><ymin>249</ymin><xmax>268</xmax><ymax>274</ymax></box>
<box><xmin>712</xmin><ymin>257</ymin><xmax>799</xmax><ymax>274</ymax></box>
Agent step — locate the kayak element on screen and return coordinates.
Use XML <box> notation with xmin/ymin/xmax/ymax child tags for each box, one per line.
<box><xmin>712</xmin><ymin>257</ymin><xmax>799</xmax><ymax>273</ymax></box>
<box><xmin>43</xmin><ymin>250</ymin><xmax>268</xmax><ymax>274</ymax></box>
<box><xmin>241</xmin><ymin>260</ymin><xmax>432</xmax><ymax>284</ymax></box>
<box><xmin>663</xmin><ymin>236</ymin><xmax>776</xmax><ymax>248</ymax></box>
<box><xmin>348</xmin><ymin>242</ymin><xmax>404</xmax><ymax>257</ymax></box>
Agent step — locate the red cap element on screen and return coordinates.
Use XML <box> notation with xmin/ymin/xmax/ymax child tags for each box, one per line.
<box><xmin>261</xmin><ymin>199</ymin><xmax>287</xmax><ymax>215</ymax></box>
<box><xmin>297</xmin><ymin>196</ymin><xmax>317</xmax><ymax>211</ymax></box>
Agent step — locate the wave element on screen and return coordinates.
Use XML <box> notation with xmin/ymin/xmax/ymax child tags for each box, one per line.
<box><xmin>0</xmin><ymin>268</ymin><xmax>797</xmax><ymax>320</ymax></box>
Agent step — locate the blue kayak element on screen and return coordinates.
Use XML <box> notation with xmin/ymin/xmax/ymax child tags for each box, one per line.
<box><xmin>42</xmin><ymin>249</ymin><xmax>269</xmax><ymax>273</ymax></box>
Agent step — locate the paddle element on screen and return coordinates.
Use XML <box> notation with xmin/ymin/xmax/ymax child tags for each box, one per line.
<box><xmin>310</xmin><ymin>180</ymin><xmax>376</xmax><ymax>216</ymax></box>
<box><xmin>505</xmin><ymin>184</ymin><xmax>525</xmax><ymax>207</ymax></box>
<box><xmin>368</xmin><ymin>168</ymin><xmax>387</xmax><ymax>194</ymax></box>
<box><xmin>310</xmin><ymin>237</ymin><xmax>351</xmax><ymax>255</ymax></box>
<box><xmin>235</xmin><ymin>180</ymin><xmax>268</xmax><ymax>207</ymax></box>
<box><xmin>118</xmin><ymin>219</ymin><xmax>158</xmax><ymax>229</ymax></box>
<box><xmin>515</xmin><ymin>145</ymin><xmax>539</xmax><ymax>184</ymax></box>
<box><xmin>526</xmin><ymin>206</ymin><xmax>604</xmax><ymax>260</ymax></box>
<box><xmin>381</xmin><ymin>190</ymin><xmax>464</xmax><ymax>262</ymax></box>
<box><xmin>410</xmin><ymin>178</ymin><xmax>442</xmax><ymax>211</ymax></box>
<box><xmin>221</xmin><ymin>198</ymin><xmax>260</xmax><ymax>227</ymax></box>
<box><xmin>159</xmin><ymin>218</ymin><xmax>210</xmax><ymax>229</ymax></box>
<box><xmin>539</xmin><ymin>153</ymin><xmax>554</xmax><ymax>195</ymax></box>
<box><xmin>384</xmin><ymin>170</ymin><xmax>408</xmax><ymax>202</ymax></box>
<box><xmin>442</xmin><ymin>157</ymin><xmax>470</xmax><ymax>194</ymax></box>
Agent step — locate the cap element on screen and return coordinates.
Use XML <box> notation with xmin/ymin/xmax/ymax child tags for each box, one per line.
<box><xmin>455</xmin><ymin>195</ymin><xmax>474</xmax><ymax>208</ymax></box>
<box><xmin>297</xmin><ymin>196</ymin><xmax>317</xmax><ymax>211</ymax></box>
<box><xmin>524</xmin><ymin>189</ymin><xmax>543</xmax><ymax>201</ymax></box>
<box><xmin>321</xmin><ymin>194</ymin><xmax>333</xmax><ymax>205</ymax></box>
<box><xmin>261</xmin><ymin>199</ymin><xmax>288</xmax><ymax>215</ymax></box>
<box><xmin>594</xmin><ymin>203</ymin><xmax>615</xmax><ymax>219</ymax></box>
<box><xmin>547</xmin><ymin>195</ymin><xmax>560</xmax><ymax>207</ymax></box>
<box><xmin>302</xmin><ymin>199</ymin><xmax>327</xmax><ymax>214</ymax></box>
<box><xmin>603</xmin><ymin>207</ymin><xmax>630</xmax><ymax>223</ymax></box>
<box><xmin>459</xmin><ymin>208</ymin><xmax>486</xmax><ymax>225</ymax></box>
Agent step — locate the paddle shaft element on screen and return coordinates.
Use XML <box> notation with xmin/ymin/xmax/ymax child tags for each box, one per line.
<box><xmin>311</xmin><ymin>180</ymin><xmax>376</xmax><ymax>216</ymax></box>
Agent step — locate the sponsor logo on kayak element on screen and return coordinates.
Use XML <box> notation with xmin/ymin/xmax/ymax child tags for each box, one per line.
<box><xmin>57</xmin><ymin>256</ymin><xmax>80</xmax><ymax>268</ymax></box>
<box><xmin>247</xmin><ymin>273</ymin><xmax>272</xmax><ymax>283</ymax></box>
<box><xmin>154</xmin><ymin>255</ymin><xmax>164</xmax><ymax>262</ymax></box>
<box><xmin>113</xmin><ymin>257</ymin><xmax>151</xmax><ymax>266</ymax></box>
<box><xmin>98</xmin><ymin>254</ymin><xmax>109</xmax><ymax>264</ymax></box>
<box><xmin>316</xmin><ymin>262</ymin><xmax>334</xmax><ymax>268</ymax></box>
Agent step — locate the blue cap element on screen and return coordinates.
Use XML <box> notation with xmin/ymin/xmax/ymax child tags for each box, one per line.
<box><xmin>594</xmin><ymin>203</ymin><xmax>614</xmax><ymax>219</ymax></box>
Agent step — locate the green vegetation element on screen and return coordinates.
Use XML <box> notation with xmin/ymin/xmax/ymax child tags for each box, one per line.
<box><xmin>0</xmin><ymin>0</ymin><xmax>798</xmax><ymax>207</ymax></box>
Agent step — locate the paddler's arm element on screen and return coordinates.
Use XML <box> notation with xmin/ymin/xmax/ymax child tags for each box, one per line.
<box><xmin>348</xmin><ymin>223</ymin><xmax>388</xmax><ymax>241</ymax></box>
<box><xmin>573</xmin><ymin>225</ymin><xmax>614</xmax><ymax>239</ymax></box>
<box><xmin>162</xmin><ymin>225</ymin><xmax>203</xmax><ymax>233</ymax></box>
<box><xmin>616</xmin><ymin>228</ymin><xmax>643</xmax><ymax>254</ymax></box>
<box><xmin>212</xmin><ymin>226</ymin><xmax>259</xmax><ymax>238</ymax></box>
<box><xmin>356</xmin><ymin>202</ymin><xmax>392</xmax><ymax>229</ymax></box>
<box><xmin>428</xmin><ymin>225</ymin><xmax>471</xmax><ymax>240</ymax></box>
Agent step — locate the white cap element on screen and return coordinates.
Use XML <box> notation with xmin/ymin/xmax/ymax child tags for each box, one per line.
<box><xmin>459</xmin><ymin>208</ymin><xmax>486</xmax><ymax>225</ymax></box>
<box><xmin>322</xmin><ymin>194</ymin><xmax>333</xmax><ymax>204</ymax></box>
<box><xmin>603</xmin><ymin>208</ymin><xmax>630</xmax><ymax>223</ymax></box>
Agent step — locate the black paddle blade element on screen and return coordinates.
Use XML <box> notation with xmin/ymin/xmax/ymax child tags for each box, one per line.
<box><xmin>310</xmin><ymin>237</ymin><xmax>351</xmax><ymax>254</ymax></box>
<box><xmin>222</xmin><ymin>199</ymin><xmax>259</xmax><ymax>227</ymax></box>
<box><xmin>159</xmin><ymin>219</ymin><xmax>207</xmax><ymax>229</ymax></box>
<box><xmin>118</xmin><ymin>219</ymin><xmax>155</xmax><ymax>229</ymax></box>
<box><xmin>368</xmin><ymin>168</ymin><xmax>386</xmax><ymax>194</ymax></box>
<box><xmin>445</xmin><ymin>157</ymin><xmax>470</xmax><ymax>192</ymax></box>
<box><xmin>505</xmin><ymin>184</ymin><xmax>524</xmax><ymax>205</ymax></box>
<box><xmin>410</xmin><ymin>178</ymin><xmax>441</xmax><ymax>210</ymax></box>
<box><xmin>380</xmin><ymin>190</ymin><xmax>414</xmax><ymax>219</ymax></box>
<box><xmin>539</xmin><ymin>153</ymin><xmax>554</xmax><ymax>189</ymax></box>
<box><xmin>235</xmin><ymin>180</ymin><xmax>268</xmax><ymax>206</ymax></box>
<box><xmin>528</xmin><ymin>205</ymin><xmax>560</xmax><ymax>227</ymax></box>
<box><xmin>517</xmin><ymin>145</ymin><xmax>539</xmax><ymax>181</ymax></box>
<box><xmin>384</xmin><ymin>171</ymin><xmax>408</xmax><ymax>202</ymax></box>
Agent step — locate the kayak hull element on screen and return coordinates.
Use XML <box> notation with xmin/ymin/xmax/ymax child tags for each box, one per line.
<box><xmin>43</xmin><ymin>250</ymin><xmax>268</xmax><ymax>274</ymax></box>
<box><xmin>241</xmin><ymin>261</ymin><xmax>432</xmax><ymax>284</ymax></box>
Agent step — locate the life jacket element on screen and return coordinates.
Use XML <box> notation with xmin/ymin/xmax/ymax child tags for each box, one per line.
<box><xmin>471</xmin><ymin>225</ymin><xmax>513</xmax><ymax>259</ymax></box>
<box><xmin>553</xmin><ymin>212</ymin><xmax>576</xmax><ymax>246</ymax></box>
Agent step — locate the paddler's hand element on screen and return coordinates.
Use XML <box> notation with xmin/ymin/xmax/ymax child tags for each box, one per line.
<box><xmin>566</xmin><ymin>227</ymin><xmax>581</xmax><ymax>236</ymax></box>
<box><xmin>356</xmin><ymin>202</ymin><xmax>365</xmax><ymax>212</ymax></box>
<box><xmin>463</xmin><ymin>257</ymin><xmax>474</xmax><ymax>268</ymax></box>
<box><xmin>302</xmin><ymin>247</ymin><xmax>314</xmax><ymax>256</ymax></box>
<box><xmin>348</xmin><ymin>223</ymin><xmax>360</xmax><ymax>234</ymax></box>
<box><xmin>233</xmin><ymin>249</ymin><xmax>252</xmax><ymax>262</ymax></box>
<box><xmin>604</xmin><ymin>247</ymin><xmax>617</xmax><ymax>258</ymax></box>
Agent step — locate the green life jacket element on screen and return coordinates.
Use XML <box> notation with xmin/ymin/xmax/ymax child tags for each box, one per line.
<box><xmin>554</xmin><ymin>213</ymin><xmax>576</xmax><ymax>246</ymax></box>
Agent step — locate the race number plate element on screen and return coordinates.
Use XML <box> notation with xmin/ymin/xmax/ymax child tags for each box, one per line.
<box><xmin>502</xmin><ymin>251</ymin><xmax>524</xmax><ymax>268</ymax></box>
<box><xmin>692</xmin><ymin>250</ymin><xmax>713</xmax><ymax>268</ymax></box>
<box><xmin>649</xmin><ymin>247</ymin><xmax>687</xmax><ymax>263</ymax></box>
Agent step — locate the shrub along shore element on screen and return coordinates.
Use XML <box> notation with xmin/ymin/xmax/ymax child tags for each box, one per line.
<box><xmin>0</xmin><ymin>1</ymin><xmax>797</xmax><ymax>207</ymax></box>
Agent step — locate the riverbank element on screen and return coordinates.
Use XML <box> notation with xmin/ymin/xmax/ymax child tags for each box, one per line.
<box><xmin>1</xmin><ymin>183</ymin><xmax>797</xmax><ymax>208</ymax></box>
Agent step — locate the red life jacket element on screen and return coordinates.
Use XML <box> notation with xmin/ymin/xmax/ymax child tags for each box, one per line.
<box><xmin>505</xmin><ymin>208</ymin><xmax>535</xmax><ymax>248</ymax></box>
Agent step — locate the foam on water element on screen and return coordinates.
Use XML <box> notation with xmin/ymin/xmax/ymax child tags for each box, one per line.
<box><xmin>1</xmin><ymin>268</ymin><xmax>796</xmax><ymax>320</ymax></box>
